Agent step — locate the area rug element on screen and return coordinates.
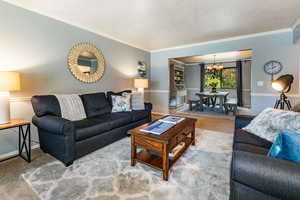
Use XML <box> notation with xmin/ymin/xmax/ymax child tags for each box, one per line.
<box><xmin>177</xmin><ymin>106</ymin><xmax>251</xmax><ymax>120</ymax></box>
<box><xmin>22</xmin><ymin>129</ymin><xmax>233</xmax><ymax>200</ymax></box>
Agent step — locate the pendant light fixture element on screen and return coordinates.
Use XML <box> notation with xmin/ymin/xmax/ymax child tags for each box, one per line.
<box><xmin>207</xmin><ymin>55</ymin><xmax>224</xmax><ymax>70</ymax></box>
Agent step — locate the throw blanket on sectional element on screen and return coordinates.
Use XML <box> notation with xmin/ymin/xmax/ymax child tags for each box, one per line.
<box><xmin>243</xmin><ymin>108</ymin><xmax>300</xmax><ymax>142</ymax></box>
<box><xmin>55</xmin><ymin>94</ymin><xmax>86</xmax><ymax>121</ymax></box>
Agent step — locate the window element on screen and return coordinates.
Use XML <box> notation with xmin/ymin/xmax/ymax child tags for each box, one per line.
<box><xmin>204</xmin><ymin>67</ymin><xmax>237</xmax><ymax>89</ymax></box>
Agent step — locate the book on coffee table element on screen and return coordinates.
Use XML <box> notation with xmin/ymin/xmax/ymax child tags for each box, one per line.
<box><xmin>159</xmin><ymin>116</ymin><xmax>185</xmax><ymax>124</ymax></box>
<box><xmin>140</xmin><ymin>116</ymin><xmax>185</xmax><ymax>135</ymax></box>
<box><xmin>140</xmin><ymin>120</ymin><xmax>175</xmax><ymax>135</ymax></box>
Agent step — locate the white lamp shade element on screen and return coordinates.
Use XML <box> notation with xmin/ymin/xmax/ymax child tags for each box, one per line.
<box><xmin>134</xmin><ymin>78</ymin><xmax>149</xmax><ymax>89</ymax></box>
<box><xmin>0</xmin><ymin>71</ymin><xmax>21</xmax><ymax>91</ymax></box>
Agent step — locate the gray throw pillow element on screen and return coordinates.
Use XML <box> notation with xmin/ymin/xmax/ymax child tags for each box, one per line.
<box><xmin>243</xmin><ymin>108</ymin><xmax>300</xmax><ymax>142</ymax></box>
<box><xmin>130</xmin><ymin>92</ymin><xmax>145</xmax><ymax>110</ymax></box>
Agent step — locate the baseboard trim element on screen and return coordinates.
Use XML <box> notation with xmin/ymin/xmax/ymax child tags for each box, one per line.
<box><xmin>0</xmin><ymin>144</ymin><xmax>40</xmax><ymax>161</ymax></box>
<box><xmin>9</xmin><ymin>96</ymin><xmax>31</xmax><ymax>102</ymax></box>
<box><xmin>151</xmin><ymin>111</ymin><xmax>169</xmax><ymax>116</ymax></box>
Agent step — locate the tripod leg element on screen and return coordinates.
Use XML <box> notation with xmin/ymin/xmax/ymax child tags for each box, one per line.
<box><xmin>274</xmin><ymin>100</ymin><xmax>280</xmax><ymax>109</ymax></box>
<box><xmin>285</xmin><ymin>99</ymin><xmax>292</xmax><ymax>110</ymax></box>
<box><xmin>280</xmin><ymin>101</ymin><xmax>284</xmax><ymax>110</ymax></box>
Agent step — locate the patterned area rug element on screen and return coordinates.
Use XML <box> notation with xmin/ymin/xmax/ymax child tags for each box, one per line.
<box><xmin>22</xmin><ymin>129</ymin><xmax>233</xmax><ymax>200</ymax></box>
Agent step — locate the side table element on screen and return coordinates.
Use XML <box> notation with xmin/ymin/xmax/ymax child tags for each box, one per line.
<box><xmin>0</xmin><ymin>119</ymin><xmax>31</xmax><ymax>162</ymax></box>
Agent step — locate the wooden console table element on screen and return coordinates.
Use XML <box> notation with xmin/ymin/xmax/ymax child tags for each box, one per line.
<box><xmin>128</xmin><ymin>117</ymin><xmax>196</xmax><ymax>181</ymax></box>
<box><xmin>0</xmin><ymin>119</ymin><xmax>31</xmax><ymax>163</ymax></box>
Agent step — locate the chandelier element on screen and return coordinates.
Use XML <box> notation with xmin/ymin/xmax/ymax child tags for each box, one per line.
<box><xmin>207</xmin><ymin>55</ymin><xmax>224</xmax><ymax>70</ymax></box>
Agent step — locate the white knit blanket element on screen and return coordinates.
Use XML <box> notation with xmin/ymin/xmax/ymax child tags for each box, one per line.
<box><xmin>55</xmin><ymin>94</ymin><xmax>86</xmax><ymax>121</ymax></box>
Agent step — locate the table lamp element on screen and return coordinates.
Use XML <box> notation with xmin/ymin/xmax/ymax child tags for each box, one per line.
<box><xmin>134</xmin><ymin>78</ymin><xmax>148</xmax><ymax>93</ymax></box>
<box><xmin>134</xmin><ymin>78</ymin><xmax>148</xmax><ymax>101</ymax></box>
<box><xmin>0</xmin><ymin>71</ymin><xmax>21</xmax><ymax>124</ymax></box>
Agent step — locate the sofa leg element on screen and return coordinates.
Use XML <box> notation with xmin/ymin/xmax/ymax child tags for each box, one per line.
<box><xmin>64</xmin><ymin>161</ymin><xmax>73</xmax><ymax>167</ymax></box>
<box><xmin>40</xmin><ymin>147</ymin><xmax>48</xmax><ymax>153</ymax></box>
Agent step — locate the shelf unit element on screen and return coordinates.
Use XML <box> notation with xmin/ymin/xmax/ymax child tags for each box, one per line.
<box><xmin>169</xmin><ymin>61</ymin><xmax>187</xmax><ymax>108</ymax></box>
<box><xmin>136</xmin><ymin>137</ymin><xmax>193</xmax><ymax>171</ymax></box>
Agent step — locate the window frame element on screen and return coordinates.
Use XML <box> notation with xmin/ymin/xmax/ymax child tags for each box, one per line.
<box><xmin>204</xmin><ymin>66</ymin><xmax>237</xmax><ymax>89</ymax></box>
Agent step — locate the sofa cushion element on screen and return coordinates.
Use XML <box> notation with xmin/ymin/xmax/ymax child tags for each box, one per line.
<box><xmin>91</xmin><ymin>112</ymin><xmax>132</xmax><ymax>129</ymax></box>
<box><xmin>131</xmin><ymin>110</ymin><xmax>149</xmax><ymax>122</ymax></box>
<box><xmin>74</xmin><ymin>118</ymin><xmax>112</xmax><ymax>141</ymax></box>
<box><xmin>233</xmin><ymin>143</ymin><xmax>270</xmax><ymax>155</ymax></box>
<box><xmin>235</xmin><ymin>129</ymin><xmax>272</xmax><ymax>149</ymax></box>
<box><xmin>31</xmin><ymin>95</ymin><xmax>61</xmax><ymax>117</ymax></box>
<box><xmin>110</xmin><ymin>113</ymin><xmax>132</xmax><ymax>128</ymax></box>
<box><xmin>80</xmin><ymin>92</ymin><xmax>111</xmax><ymax>117</ymax></box>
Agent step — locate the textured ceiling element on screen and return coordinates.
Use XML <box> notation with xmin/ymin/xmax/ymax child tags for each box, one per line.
<box><xmin>3</xmin><ymin>0</ymin><xmax>300</xmax><ymax>51</ymax></box>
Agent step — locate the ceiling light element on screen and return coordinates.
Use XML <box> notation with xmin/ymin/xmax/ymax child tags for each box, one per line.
<box><xmin>207</xmin><ymin>55</ymin><xmax>224</xmax><ymax>70</ymax></box>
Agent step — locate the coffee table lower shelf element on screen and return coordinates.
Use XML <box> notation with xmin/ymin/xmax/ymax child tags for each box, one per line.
<box><xmin>136</xmin><ymin>137</ymin><xmax>193</xmax><ymax>172</ymax></box>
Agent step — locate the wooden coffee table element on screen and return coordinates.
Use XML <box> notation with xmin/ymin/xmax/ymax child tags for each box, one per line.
<box><xmin>128</xmin><ymin>116</ymin><xmax>197</xmax><ymax>181</ymax></box>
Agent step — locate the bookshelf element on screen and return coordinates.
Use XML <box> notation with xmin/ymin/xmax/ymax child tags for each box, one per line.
<box><xmin>169</xmin><ymin>61</ymin><xmax>187</xmax><ymax>108</ymax></box>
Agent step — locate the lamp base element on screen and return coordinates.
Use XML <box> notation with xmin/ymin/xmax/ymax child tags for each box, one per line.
<box><xmin>136</xmin><ymin>88</ymin><xmax>145</xmax><ymax>100</ymax></box>
<box><xmin>274</xmin><ymin>93</ymin><xmax>292</xmax><ymax>110</ymax></box>
<box><xmin>0</xmin><ymin>92</ymin><xmax>10</xmax><ymax>124</ymax></box>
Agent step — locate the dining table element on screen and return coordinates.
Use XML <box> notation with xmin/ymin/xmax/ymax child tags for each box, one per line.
<box><xmin>195</xmin><ymin>91</ymin><xmax>229</xmax><ymax>113</ymax></box>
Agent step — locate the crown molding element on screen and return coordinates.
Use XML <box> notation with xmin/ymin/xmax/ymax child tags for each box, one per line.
<box><xmin>2</xmin><ymin>1</ymin><xmax>150</xmax><ymax>52</ymax></box>
<box><xmin>150</xmin><ymin>28</ymin><xmax>293</xmax><ymax>53</ymax></box>
<box><xmin>292</xmin><ymin>17</ymin><xmax>300</xmax><ymax>30</ymax></box>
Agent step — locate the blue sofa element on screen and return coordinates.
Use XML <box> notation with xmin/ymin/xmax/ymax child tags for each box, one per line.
<box><xmin>31</xmin><ymin>91</ymin><xmax>152</xmax><ymax>166</ymax></box>
<box><xmin>230</xmin><ymin>115</ymin><xmax>300</xmax><ymax>200</ymax></box>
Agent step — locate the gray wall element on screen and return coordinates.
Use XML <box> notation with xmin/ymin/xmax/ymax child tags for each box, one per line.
<box><xmin>184</xmin><ymin>64</ymin><xmax>200</xmax><ymax>100</ymax></box>
<box><xmin>0</xmin><ymin>2</ymin><xmax>150</xmax><ymax>157</ymax></box>
<box><xmin>242</xmin><ymin>61</ymin><xmax>252</xmax><ymax>107</ymax></box>
<box><xmin>294</xmin><ymin>24</ymin><xmax>300</xmax><ymax>44</ymax></box>
<box><xmin>150</xmin><ymin>31</ymin><xmax>300</xmax><ymax>114</ymax></box>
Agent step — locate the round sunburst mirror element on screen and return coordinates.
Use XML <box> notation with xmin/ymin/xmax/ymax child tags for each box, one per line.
<box><xmin>68</xmin><ymin>43</ymin><xmax>105</xmax><ymax>83</ymax></box>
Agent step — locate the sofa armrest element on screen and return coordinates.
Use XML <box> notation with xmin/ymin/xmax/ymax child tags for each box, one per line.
<box><xmin>232</xmin><ymin>151</ymin><xmax>300</xmax><ymax>200</ymax></box>
<box><xmin>32</xmin><ymin>115</ymin><xmax>74</xmax><ymax>136</ymax></box>
<box><xmin>235</xmin><ymin>115</ymin><xmax>255</xmax><ymax>129</ymax></box>
<box><xmin>144</xmin><ymin>102</ymin><xmax>152</xmax><ymax>112</ymax></box>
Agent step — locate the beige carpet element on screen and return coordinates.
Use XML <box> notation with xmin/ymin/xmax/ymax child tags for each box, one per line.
<box><xmin>22</xmin><ymin>129</ymin><xmax>233</xmax><ymax>200</ymax></box>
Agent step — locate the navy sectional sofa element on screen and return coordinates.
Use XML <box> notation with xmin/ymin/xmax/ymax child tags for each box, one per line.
<box><xmin>31</xmin><ymin>91</ymin><xmax>152</xmax><ymax>166</ymax></box>
<box><xmin>230</xmin><ymin>115</ymin><xmax>300</xmax><ymax>200</ymax></box>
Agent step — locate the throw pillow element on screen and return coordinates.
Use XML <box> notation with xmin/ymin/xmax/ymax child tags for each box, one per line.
<box><xmin>55</xmin><ymin>94</ymin><xmax>86</xmax><ymax>121</ymax></box>
<box><xmin>243</xmin><ymin>108</ymin><xmax>300</xmax><ymax>142</ymax></box>
<box><xmin>111</xmin><ymin>94</ymin><xmax>131</xmax><ymax>112</ymax></box>
<box><xmin>129</xmin><ymin>92</ymin><xmax>145</xmax><ymax>110</ymax></box>
<box><xmin>268</xmin><ymin>131</ymin><xmax>300</xmax><ymax>164</ymax></box>
<box><xmin>107</xmin><ymin>90</ymin><xmax>132</xmax><ymax>107</ymax></box>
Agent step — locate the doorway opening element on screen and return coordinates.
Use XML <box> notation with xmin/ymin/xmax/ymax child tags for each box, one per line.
<box><xmin>168</xmin><ymin>50</ymin><xmax>252</xmax><ymax>117</ymax></box>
